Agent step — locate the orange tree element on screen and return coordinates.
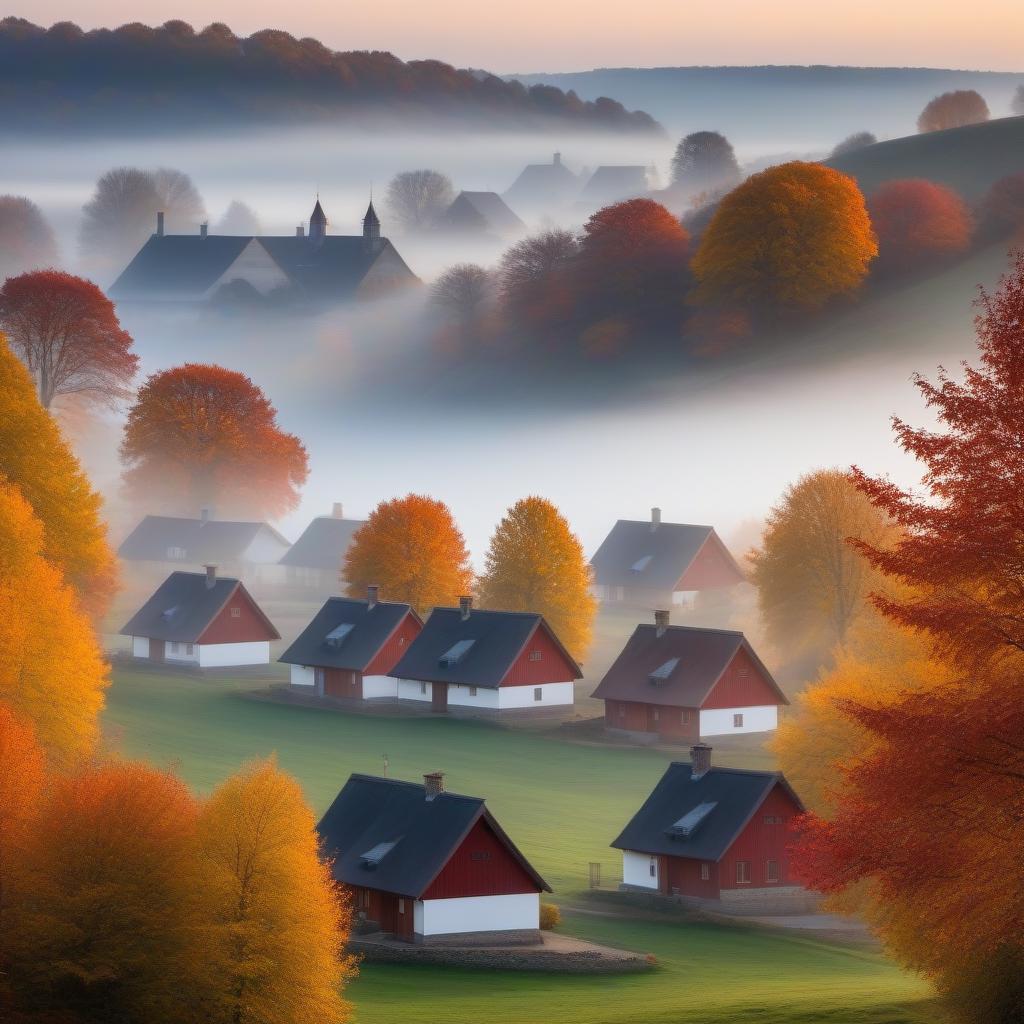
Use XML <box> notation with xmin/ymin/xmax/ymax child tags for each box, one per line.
<box><xmin>917</xmin><ymin>89</ymin><xmax>989</xmax><ymax>133</ymax></box>
<box><xmin>121</xmin><ymin>363</ymin><xmax>308</xmax><ymax>520</ymax></box>
<box><xmin>691</xmin><ymin>161</ymin><xmax>877</xmax><ymax>315</ymax></box>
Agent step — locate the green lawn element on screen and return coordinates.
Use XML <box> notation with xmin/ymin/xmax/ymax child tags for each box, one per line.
<box><xmin>103</xmin><ymin>666</ymin><xmax>936</xmax><ymax>1023</ymax></box>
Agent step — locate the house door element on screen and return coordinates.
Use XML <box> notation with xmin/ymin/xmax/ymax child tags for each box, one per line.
<box><xmin>325</xmin><ymin>669</ymin><xmax>362</xmax><ymax>699</ymax></box>
<box><xmin>395</xmin><ymin>897</ymin><xmax>415</xmax><ymax>942</ymax></box>
<box><xmin>646</xmin><ymin>704</ymin><xmax>661</xmax><ymax>734</ymax></box>
<box><xmin>150</xmin><ymin>638</ymin><xmax>165</xmax><ymax>663</ymax></box>
<box><xmin>431</xmin><ymin>682</ymin><xmax>448</xmax><ymax>713</ymax></box>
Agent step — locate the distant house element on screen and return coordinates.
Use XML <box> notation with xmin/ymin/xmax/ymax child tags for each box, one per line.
<box><xmin>318</xmin><ymin>771</ymin><xmax>550</xmax><ymax>943</ymax></box>
<box><xmin>120</xmin><ymin>566</ymin><xmax>280</xmax><ymax>668</ymax></box>
<box><xmin>503</xmin><ymin>152</ymin><xmax>580</xmax><ymax>211</ymax></box>
<box><xmin>578</xmin><ymin>166</ymin><xmax>649</xmax><ymax>207</ymax></box>
<box><xmin>612</xmin><ymin>745</ymin><xmax>810</xmax><ymax>910</ymax></box>
<box><xmin>389</xmin><ymin>598</ymin><xmax>582</xmax><ymax>712</ymax></box>
<box><xmin>592</xmin><ymin>613</ymin><xmax>788</xmax><ymax>740</ymax></box>
<box><xmin>436</xmin><ymin>191</ymin><xmax>526</xmax><ymax>237</ymax></box>
<box><xmin>109</xmin><ymin>199</ymin><xmax>418</xmax><ymax>306</ymax></box>
<box><xmin>278</xmin><ymin>503</ymin><xmax>365</xmax><ymax>590</ymax></box>
<box><xmin>590</xmin><ymin>508</ymin><xmax>745</xmax><ymax>606</ymax></box>
<box><xmin>279</xmin><ymin>586</ymin><xmax>422</xmax><ymax>698</ymax></box>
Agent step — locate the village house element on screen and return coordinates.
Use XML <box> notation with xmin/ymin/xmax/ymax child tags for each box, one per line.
<box><xmin>318</xmin><ymin>771</ymin><xmax>550</xmax><ymax>943</ymax></box>
<box><xmin>120</xmin><ymin>565</ymin><xmax>280</xmax><ymax>668</ymax></box>
<box><xmin>578</xmin><ymin>165</ymin><xmax>650</xmax><ymax>208</ymax></box>
<box><xmin>503</xmin><ymin>152</ymin><xmax>580</xmax><ymax>212</ymax></box>
<box><xmin>279</xmin><ymin>586</ymin><xmax>422</xmax><ymax>698</ymax></box>
<box><xmin>109</xmin><ymin>199</ymin><xmax>418</xmax><ymax>306</ymax></box>
<box><xmin>436</xmin><ymin>191</ymin><xmax>526</xmax><ymax>238</ymax></box>
<box><xmin>590</xmin><ymin>508</ymin><xmax>745</xmax><ymax>607</ymax></box>
<box><xmin>388</xmin><ymin>598</ymin><xmax>582</xmax><ymax>712</ymax></box>
<box><xmin>592</xmin><ymin>612</ymin><xmax>788</xmax><ymax>740</ymax></box>
<box><xmin>612</xmin><ymin>745</ymin><xmax>811</xmax><ymax>911</ymax></box>
<box><xmin>278</xmin><ymin>502</ymin><xmax>365</xmax><ymax>591</ymax></box>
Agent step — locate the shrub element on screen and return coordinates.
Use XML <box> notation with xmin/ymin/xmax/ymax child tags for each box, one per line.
<box><xmin>539</xmin><ymin>902</ymin><xmax>561</xmax><ymax>930</ymax></box>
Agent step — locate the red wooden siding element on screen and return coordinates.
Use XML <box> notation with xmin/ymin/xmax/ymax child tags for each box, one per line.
<box><xmin>604</xmin><ymin>699</ymin><xmax>700</xmax><ymax>741</ymax></box>
<box><xmin>422</xmin><ymin>817</ymin><xmax>541</xmax><ymax>900</ymax></box>
<box><xmin>353</xmin><ymin>887</ymin><xmax>413</xmax><ymax>940</ymax></box>
<box><xmin>702</xmin><ymin>647</ymin><xmax>782</xmax><ymax>710</ymax></box>
<box><xmin>663</xmin><ymin>854</ymin><xmax>721</xmax><ymax>899</ymax></box>
<box><xmin>198</xmin><ymin>585</ymin><xmax>276</xmax><ymax>644</ymax></box>
<box><xmin>675</xmin><ymin>535</ymin><xmax>745</xmax><ymax>591</ymax></box>
<box><xmin>500</xmin><ymin>623</ymin><xmax>578</xmax><ymax>688</ymax></box>
<box><xmin>324</xmin><ymin>668</ymin><xmax>362</xmax><ymax>699</ymax></box>
<box><xmin>717</xmin><ymin>784</ymin><xmax>801</xmax><ymax>890</ymax></box>
<box><xmin>364</xmin><ymin>611</ymin><xmax>422</xmax><ymax>676</ymax></box>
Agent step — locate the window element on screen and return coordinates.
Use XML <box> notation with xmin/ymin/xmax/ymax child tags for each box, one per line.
<box><xmin>469</xmin><ymin>686</ymin><xmax>478</xmax><ymax>697</ymax></box>
<box><xmin>649</xmin><ymin>858</ymin><xmax>657</xmax><ymax>878</ymax></box>
<box><xmin>399</xmin><ymin>636</ymin><xmax>406</xmax><ymax>645</ymax></box>
<box><xmin>764</xmin><ymin>814</ymin><xmax>784</xmax><ymax>825</ymax></box>
<box><xmin>618</xmin><ymin>705</ymin><xmax>626</xmax><ymax>718</ymax></box>
<box><xmin>166</xmin><ymin>545</ymin><xmax>186</xmax><ymax>560</ymax></box>
<box><xmin>230</xmin><ymin>606</ymin><xmax>241</xmax><ymax>618</ymax></box>
<box><xmin>398</xmin><ymin>898</ymin><xmax>405</xmax><ymax>913</ymax></box>
<box><xmin>529</xmin><ymin>650</ymin><xmax>542</xmax><ymax>662</ymax></box>
<box><xmin>733</xmin><ymin>713</ymin><xmax>744</xmax><ymax>728</ymax></box>
<box><xmin>185</xmin><ymin>644</ymin><xmax>194</xmax><ymax>656</ymax></box>
<box><xmin>470</xmin><ymin>850</ymin><xmax>492</xmax><ymax>862</ymax></box>
<box><xmin>700</xmin><ymin>863</ymin><xmax>710</xmax><ymax>881</ymax></box>
<box><xmin>420</xmin><ymin>682</ymin><xmax>427</xmax><ymax>695</ymax></box>
<box><xmin>652</xmin><ymin>708</ymin><xmax>660</xmax><ymax>722</ymax></box>
<box><xmin>738</xmin><ymin>665</ymin><xmax>749</xmax><ymax>677</ymax></box>
<box><xmin>766</xmin><ymin>860</ymin><xmax>780</xmax><ymax>883</ymax></box>
<box><xmin>736</xmin><ymin>861</ymin><xmax>751</xmax><ymax>884</ymax></box>
<box><xmin>682</xmin><ymin>709</ymin><xmax>693</xmax><ymax>724</ymax></box>
<box><xmin>533</xmin><ymin>687</ymin><xmax>543</xmax><ymax>702</ymax></box>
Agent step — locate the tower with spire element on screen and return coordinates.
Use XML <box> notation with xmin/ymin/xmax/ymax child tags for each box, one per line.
<box><xmin>309</xmin><ymin>197</ymin><xmax>328</xmax><ymax>246</ymax></box>
<box><xmin>362</xmin><ymin>199</ymin><xmax>381</xmax><ymax>250</ymax></box>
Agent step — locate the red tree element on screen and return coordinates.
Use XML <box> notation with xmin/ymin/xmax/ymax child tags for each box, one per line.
<box><xmin>868</xmin><ymin>179</ymin><xmax>972</xmax><ymax>274</ymax></box>
<box><xmin>0</xmin><ymin>270</ymin><xmax>138</xmax><ymax>409</ymax></box>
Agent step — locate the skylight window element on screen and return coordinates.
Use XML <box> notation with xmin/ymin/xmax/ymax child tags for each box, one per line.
<box><xmin>631</xmin><ymin>555</ymin><xmax>653</xmax><ymax>572</ymax></box>
<box><xmin>440</xmin><ymin>638</ymin><xmax>475</xmax><ymax>667</ymax></box>
<box><xmin>161</xmin><ymin>605</ymin><xmax>179</xmax><ymax>620</ymax></box>
<box><xmin>666</xmin><ymin>801</ymin><xmax>718</xmax><ymax>838</ymax></box>
<box><xmin>649</xmin><ymin>657</ymin><xmax>679</xmax><ymax>684</ymax></box>
<box><xmin>360</xmin><ymin>840</ymin><xmax>397</xmax><ymax>867</ymax></box>
<box><xmin>325</xmin><ymin>623</ymin><xmax>355</xmax><ymax>647</ymax></box>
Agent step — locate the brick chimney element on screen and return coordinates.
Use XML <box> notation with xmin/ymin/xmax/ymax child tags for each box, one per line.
<box><xmin>691</xmin><ymin>744</ymin><xmax>712</xmax><ymax>779</ymax></box>
<box><xmin>553</xmin><ymin>151</ymin><xmax>562</xmax><ymax>166</ymax></box>
<box><xmin>204</xmin><ymin>564</ymin><xmax>218</xmax><ymax>589</ymax></box>
<box><xmin>424</xmin><ymin>772</ymin><xmax>445</xmax><ymax>800</ymax></box>
<box><xmin>296</xmin><ymin>224</ymin><xmax>305</xmax><ymax>238</ymax></box>
<box><xmin>655</xmin><ymin>609</ymin><xmax>670</xmax><ymax>637</ymax></box>
<box><xmin>156</xmin><ymin>211</ymin><xmax>165</xmax><ymax>237</ymax></box>
<box><xmin>332</xmin><ymin>502</ymin><xmax>344</xmax><ymax>519</ymax></box>
<box><xmin>367</xmin><ymin>584</ymin><xmax>379</xmax><ymax>609</ymax></box>
<box><xmin>199</xmin><ymin>506</ymin><xmax>211</xmax><ymax>523</ymax></box>
<box><xmin>459</xmin><ymin>596</ymin><xmax>472</xmax><ymax>621</ymax></box>
<box><xmin>200</xmin><ymin>222</ymin><xmax>208</xmax><ymax>239</ymax></box>
<box><xmin>651</xmin><ymin>507</ymin><xmax>662</xmax><ymax>529</ymax></box>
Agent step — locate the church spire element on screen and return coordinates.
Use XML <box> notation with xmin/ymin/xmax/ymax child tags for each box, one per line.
<box><xmin>362</xmin><ymin>199</ymin><xmax>380</xmax><ymax>248</ymax></box>
<box><xmin>309</xmin><ymin>197</ymin><xmax>327</xmax><ymax>246</ymax></box>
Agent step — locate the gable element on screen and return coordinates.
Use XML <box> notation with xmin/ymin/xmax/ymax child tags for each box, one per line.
<box><xmin>702</xmin><ymin>646</ymin><xmax>787</xmax><ymax>710</ymax></box>
<box><xmin>205</xmin><ymin>238</ymin><xmax>291</xmax><ymax>297</ymax></box>
<box><xmin>198</xmin><ymin>584</ymin><xmax>279</xmax><ymax>644</ymax></box>
<box><xmin>675</xmin><ymin>533</ymin><xmax>746</xmax><ymax>591</ymax></box>
<box><xmin>357</xmin><ymin>242</ymin><xmax>419</xmax><ymax>299</ymax></box>
<box><xmin>719</xmin><ymin>782</ymin><xmax>803</xmax><ymax>867</ymax></box>
<box><xmin>365</xmin><ymin>611</ymin><xmax>424</xmax><ymax>676</ymax></box>
<box><xmin>500</xmin><ymin>621</ymin><xmax>581</xmax><ymax>687</ymax></box>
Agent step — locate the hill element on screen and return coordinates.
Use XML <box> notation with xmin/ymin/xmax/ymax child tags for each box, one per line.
<box><xmin>0</xmin><ymin>18</ymin><xmax>660</xmax><ymax>136</ymax></box>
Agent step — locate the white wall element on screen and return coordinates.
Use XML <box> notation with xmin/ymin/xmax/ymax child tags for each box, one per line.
<box><xmin>165</xmin><ymin>640</ymin><xmax>199</xmax><ymax>664</ymax></box>
<box><xmin>198</xmin><ymin>641</ymin><xmax>270</xmax><ymax>668</ymax></box>
<box><xmin>622</xmin><ymin>850</ymin><xmax>659</xmax><ymax>890</ymax></box>
<box><xmin>700</xmin><ymin>705</ymin><xmax>778</xmax><ymax>736</ymax></box>
<box><xmin>290</xmin><ymin>664</ymin><xmax>315</xmax><ymax>686</ymax></box>
<box><xmin>363</xmin><ymin>674</ymin><xmax>398</xmax><ymax>699</ymax></box>
<box><xmin>414</xmin><ymin>893</ymin><xmax>540</xmax><ymax>936</ymax></box>
<box><xmin>244</xmin><ymin>529</ymin><xmax>292</xmax><ymax>565</ymax></box>
<box><xmin>393</xmin><ymin>680</ymin><xmax>574</xmax><ymax>709</ymax></box>
<box><xmin>397</xmin><ymin>679</ymin><xmax>432</xmax><ymax>702</ymax></box>
<box><xmin>496</xmin><ymin>681</ymin><xmax>574</xmax><ymax>709</ymax></box>
<box><xmin>132</xmin><ymin>635</ymin><xmax>149</xmax><ymax>658</ymax></box>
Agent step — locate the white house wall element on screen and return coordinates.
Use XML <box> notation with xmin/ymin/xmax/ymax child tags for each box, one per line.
<box><xmin>699</xmin><ymin>705</ymin><xmax>778</xmax><ymax>736</ymax></box>
<box><xmin>393</xmin><ymin>680</ymin><xmax>573</xmax><ymax>709</ymax></box>
<box><xmin>363</xmin><ymin>674</ymin><xmax>398</xmax><ymax>699</ymax></box>
<box><xmin>622</xmin><ymin>850</ymin><xmax>659</xmax><ymax>889</ymax></box>
<box><xmin>132</xmin><ymin>636</ymin><xmax>150</xmax><ymax>658</ymax></box>
<box><xmin>396</xmin><ymin>679</ymin><xmax>433</xmax><ymax>703</ymax></box>
<box><xmin>243</xmin><ymin>529</ymin><xmax>292</xmax><ymax>565</ymax></box>
<box><xmin>198</xmin><ymin>641</ymin><xmax>270</xmax><ymax>668</ymax></box>
<box><xmin>290</xmin><ymin>664</ymin><xmax>315</xmax><ymax>686</ymax></box>
<box><xmin>496</xmin><ymin>681</ymin><xmax>574</xmax><ymax>709</ymax></box>
<box><xmin>414</xmin><ymin>893</ymin><xmax>540</xmax><ymax>936</ymax></box>
<box><xmin>165</xmin><ymin>640</ymin><xmax>199</xmax><ymax>664</ymax></box>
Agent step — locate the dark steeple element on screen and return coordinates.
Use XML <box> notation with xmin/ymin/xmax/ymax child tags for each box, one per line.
<box><xmin>309</xmin><ymin>198</ymin><xmax>328</xmax><ymax>246</ymax></box>
<box><xmin>362</xmin><ymin>200</ymin><xmax>381</xmax><ymax>248</ymax></box>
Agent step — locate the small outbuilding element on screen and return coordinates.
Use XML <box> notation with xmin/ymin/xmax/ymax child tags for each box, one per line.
<box><xmin>578</xmin><ymin>165</ymin><xmax>650</xmax><ymax>207</ymax></box>
<box><xmin>120</xmin><ymin>565</ymin><xmax>279</xmax><ymax>668</ymax></box>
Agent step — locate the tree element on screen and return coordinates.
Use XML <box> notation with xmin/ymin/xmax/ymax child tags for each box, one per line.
<box><xmin>153</xmin><ymin>168</ymin><xmax>206</xmax><ymax>229</ymax></box>
<box><xmin>120</xmin><ymin>363</ymin><xmax>309</xmax><ymax>520</ymax></box>
<box><xmin>0</xmin><ymin>196</ymin><xmax>57</xmax><ymax>280</ymax></box>
<box><xmin>575</xmin><ymin>199</ymin><xmax>690</xmax><ymax>326</ymax></box>
<box><xmin>344</xmin><ymin>494</ymin><xmax>473</xmax><ymax>615</ymax></box>
<box><xmin>499</xmin><ymin>228</ymin><xmax>579</xmax><ymax>333</ymax></box>
<box><xmin>431</xmin><ymin>263</ymin><xmax>494</xmax><ymax>340</ymax></box>
<box><xmin>829</xmin><ymin>131</ymin><xmax>877</xmax><ymax>158</ymax></box>
<box><xmin>868</xmin><ymin>179</ymin><xmax>972</xmax><ymax>274</ymax></box>
<box><xmin>917</xmin><ymin>89</ymin><xmax>990</xmax><ymax>133</ymax></box>
<box><xmin>0</xmin><ymin>482</ymin><xmax>108</xmax><ymax>762</ymax></box>
<box><xmin>0</xmin><ymin>270</ymin><xmax>138</xmax><ymax>409</ymax></box>
<box><xmin>748</xmin><ymin>469</ymin><xmax>896</xmax><ymax>670</ymax></box>
<box><xmin>0</xmin><ymin>336</ymin><xmax>116</xmax><ymax>615</ymax></box>
<box><xmin>214</xmin><ymin>200</ymin><xmax>261</xmax><ymax>235</ymax></box>
<box><xmin>196</xmin><ymin>758</ymin><xmax>355</xmax><ymax>1024</ymax></box>
<box><xmin>384</xmin><ymin>170</ymin><xmax>455</xmax><ymax>232</ymax></box>
<box><xmin>669</xmin><ymin>131</ymin><xmax>740</xmax><ymax>191</ymax></box>
<box><xmin>477</xmin><ymin>496</ymin><xmax>597</xmax><ymax>660</ymax></box>
<box><xmin>691</xmin><ymin>162</ymin><xmax>877</xmax><ymax>314</ymax></box>
<box><xmin>977</xmin><ymin>172</ymin><xmax>1024</xmax><ymax>241</ymax></box>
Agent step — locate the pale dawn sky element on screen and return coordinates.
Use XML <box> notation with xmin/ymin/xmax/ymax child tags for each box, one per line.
<box><xmin>12</xmin><ymin>0</ymin><xmax>1024</xmax><ymax>74</ymax></box>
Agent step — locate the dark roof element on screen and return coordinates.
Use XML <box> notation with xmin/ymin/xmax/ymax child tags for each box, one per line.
<box><xmin>592</xmin><ymin>624</ymin><xmax>787</xmax><ymax>708</ymax></box>
<box><xmin>109</xmin><ymin>234</ymin><xmax>250</xmax><ymax>299</ymax></box>
<box><xmin>317</xmin><ymin>774</ymin><xmax>550</xmax><ymax>897</ymax></box>
<box><xmin>504</xmin><ymin>158</ymin><xmax>580</xmax><ymax>205</ymax></box>
<box><xmin>590</xmin><ymin>519</ymin><xmax>743</xmax><ymax>590</ymax></box>
<box><xmin>119</xmin><ymin>570</ymin><xmax>279</xmax><ymax>643</ymax></box>
<box><xmin>438</xmin><ymin>192</ymin><xmax>526</xmax><ymax>235</ymax></box>
<box><xmin>611</xmin><ymin>761</ymin><xmax>804</xmax><ymax>861</ymax></box>
<box><xmin>278</xmin><ymin>597</ymin><xmax>419</xmax><ymax>671</ymax></box>
<box><xmin>117</xmin><ymin>515</ymin><xmax>289</xmax><ymax>565</ymax></box>
<box><xmin>259</xmin><ymin>235</ymin><xmax>410</xmax><ymax>296</ymax></box>
<box><xmin>389</xmin><ymin>607</ymin><xmax>582</xmax><ymax>689</ymax></box>
<box><xmin>580</xmin><ymin>165</ymin><xmax>649</xmax><ymax>204</ymax></box>
<box><xmin>278</xmin><ymin>516</ymin><xmax>365</xmax><ymax>570</ymax></box>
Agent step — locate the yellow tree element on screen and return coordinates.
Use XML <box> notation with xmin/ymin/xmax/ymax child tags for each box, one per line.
<box><xmin>0</xmin><ymin>335</ymin><xmax>115</xmax><ymax>617</ymax></box>
<box><xmin>477</xmin><ymin>496</ymin><xmax>597</xmax><ymax>661</ymax></box>
<box><xmin>0</xmin><ymin>482</ymin><xmax>108</xmax><ymax>762</ymax></box>
<box><xmin>344</xmin><ymin>494</ymin><xmax>474</xmax><ymax>616</ymax></box>
<box><xmin>196</xmin><ymin>758</ymin><xmax>354</xmax><ymax>1024</ymax></box>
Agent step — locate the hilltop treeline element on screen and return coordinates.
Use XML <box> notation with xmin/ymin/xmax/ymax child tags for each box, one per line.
<box><xmin>0</xmin><ymin>18</ymin><xmax>660</xmax><ymax>134</ymax></box>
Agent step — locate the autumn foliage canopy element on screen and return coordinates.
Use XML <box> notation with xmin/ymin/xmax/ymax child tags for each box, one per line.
<box><xmin>916</xmin><ymin>89</ymin><xmax>990</xmax><ymax>133</ymax></box>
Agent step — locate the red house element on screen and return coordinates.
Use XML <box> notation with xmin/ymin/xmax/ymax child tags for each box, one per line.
<box><xmin>612</xmin><ymin>745</ymin><xmax>810</xmax><ymax>910</ymax></box>
<box><xmin>592</xmin><ymin>611</ymin><xmax>788</xmax><ymax>740</ymax></box>
<box><xmin>317</xmin><ymin>771</ymin><xmax>550</xmax><ymax>943</ymax></box>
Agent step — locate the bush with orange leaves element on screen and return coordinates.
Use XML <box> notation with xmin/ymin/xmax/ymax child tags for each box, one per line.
<box><xmin>916</xmin><ymin>89</ymin><xmax>989</xmax><ymax>133</ymax></box>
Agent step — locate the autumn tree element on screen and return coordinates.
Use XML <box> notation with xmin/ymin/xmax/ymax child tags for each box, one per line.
<box><xmin>477</xmin><ymin>496</ymin><xmax>597</xmax><ymax>660</ymax></box>
<box><xmin>344</xmin><ymin>494</ymin><xmax>473</xmax><ymax>615</ymax></box>
<box><xmin>385</xmin><ymin>169</ymin><xmax>455</xmax><ymax>232</ymax></box>
<box><xmin>0</xmin><ymin>336</ymin><xmax>116</xmax><ymax>614</ymax></box>
<box><xmin>0</xmin><ymin>270</ymin><xmax>138</xmax><ymax>409</ymax></box>
<box><xmin>499</xmin><ymin>228</ymin><xmax>579</xmax><ymax>334</ymax></box>
<box><xmin>197</xmin><ymin>759</ymin><xmax>354</xmax><ymax>1024</ymax></box>
<box><xmin>829</xmin><ymin>131</ymin><xmax>877</xmax><ymax>158</ymax></box>
<box><xmin>669</xmin><ymin>131</ymin><xmax>740</xmax><ymax>191</ymax></box>
<box><xmin>214</xmin><ymin>199</ymin><xmax>261</xmax><ymax>235</ymax></box>
<box><xmin>917</xmin><ymin>89</ymin><xmax>989</xmax><ymax>133</ymax></box>
<box><xmin>0</xmin><ymin>195</ymin><xmax>57</xmax><ymax>280</ymax></box>
<box><xmin>868</xmin><ymin>179</ymin><xmax>972</xmax><ymax>274</ymax></box>
<box><xmin>691</xmin><ymin>162</ymin><xmax>877</xmax><ymax>314</ymax></box>
<box><xmin>120</xmin><ymin>363</ymin><xmax>308</xmax><ymax>520</ymax></box>
<box><xmin>977</xmin><ymin>172</ymin><xmax>1024</xmax><ymax>241</ymax></box>
<box><xmin>431</xmin><ymin>263</ymin><xmax>494</xmax><ymax>344</ymax></box>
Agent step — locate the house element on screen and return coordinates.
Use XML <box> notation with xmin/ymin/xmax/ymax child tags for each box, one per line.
<box><xmin>590</xmin><ymin>507</ymin><xmax>745</xmax><ymax>606</ymax></box>
<box><xmin>503</xmin><ymin>152</ymin><xmax>580</xmax><ymax>211</ymax></box>
<box><xmin>612</xmin><ymin>745</ymin><xmax>810</xmax><ymax>910</ymax></box>
<box><xmin>279</xmin><ymin>586</ymin><xmax>422</xmax><ymax>698</ymax></box>
<box><xmin>578</xmin><ymin>165</ymin><xmax>650</xmax><ymax>207</ymax></box>
<box><xmin>318</xmin><ymin>771</ymin><xmax>550</xmax><ymax>943</ymax></box>
<box><xmin>436</xmin><ymin>191</ymin><xmax>526</xmax><ymax>237</ymax></box>
<box><xmin>592</xmin><ymin>612</ymin><xmax>788</xmax><ymax>740</ymax></box>
<box><xmin>109</xmin><ymin>199</ymin><xmax>418</xmax><ymax>306</ymax></box>
<box><xmin>120</xmin><ymin>565</ymin><xmax>280</xmax><ymax>668</ymax></box>
<box><xmin>389</xmin><ymin>598</ymin><xmax>582</xmax><ymax>712</ymax></box>
<box><xmin>278</xmin><ymin>503</ymin><xmax>365</xmax><ymax>590</ymax></box>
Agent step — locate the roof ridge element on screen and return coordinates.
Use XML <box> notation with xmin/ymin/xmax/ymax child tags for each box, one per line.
<box><xmin>616</xmin><ymin>519</ymin><xmax>714</xmax><ymax>529</ymax></box>
<box><xmin>668</xmin><ymin>761</ymin><xmax>780</xmax><ymax>780</ymax></box>
<box><xmin>348</xmin><ymin>774</ymin><xmax>485</xmax><ymax>802</ymax></box>
<box><xmin>638</xmin><ymin>623</ymin><xmax>744</xmax><ymax>637</ymax></box>
<box><xmin>431</xmin><ymin>607</ymin><xmax>541</xmax><ymax>619</ymax></box>
<box><xmin>168</xmin><ymin>569</ymin><xmax>242</xmax><ymax>584</ymax></box>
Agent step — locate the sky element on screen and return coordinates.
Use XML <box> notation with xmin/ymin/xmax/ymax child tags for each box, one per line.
<box><xmin>14</xmin><ymin>1</ymin><xmax>1024</xmax><ymax>74</ymax></box>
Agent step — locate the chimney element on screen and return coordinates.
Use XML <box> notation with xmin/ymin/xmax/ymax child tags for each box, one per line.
<box><xmin>424</xmin><ymin>771</ymin><xmax>445</xmax><ymax>800</ymax></box>
<box><xmin>332</xmin><ymin>502</ymin><xmax>344</xmax><ymax>519</ymax></box>
<box><xmin>367</xmin><ymin>584</ymin><xmax>379</xmax><ymax>609</ymax></box>
<box><xmin>296</xmin><ymin>224</ymin><xmax>305</xmax><ymax>238</ymax></box>
<box><xmin>651</xmin><ymin>507</ymin><xmax>662</xmax><ymax>529</ymax></box>
<box><xmin>200</xmin><ymin>222</ymin><xmax>208</xmax><ymax>239</ymax></box>
<box><xmin>655</xmin><ymin>609</ymin><xmax>670</xmax><ymax>637</ymax></box>
<box><xmin>459</xmin><ymin>596</ymin><xmax>472</xmax><ymax>621</ymax></box>
<box><xmin>553</xmin><ymin>151</ymin><xmax>562</xmax><ymax>166</ymax></box>
<box><xmin>204</xmin><ymin>564</ymin><xmax>218</xmax><ymax>589</ymax></box>
<box><xmin>156</xmin><ymin>211</ymin><xmax>165</xmax><ymax>237</ymax></box>
<box><xmin>691</xmin><ymin>744</ymin><xmax>712</xmax><ymax>779</ymax></box>
<box><xmin>199</xmin><ymin>506</ymin><xmax>211</xmax><ymax>523</ymax></box>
